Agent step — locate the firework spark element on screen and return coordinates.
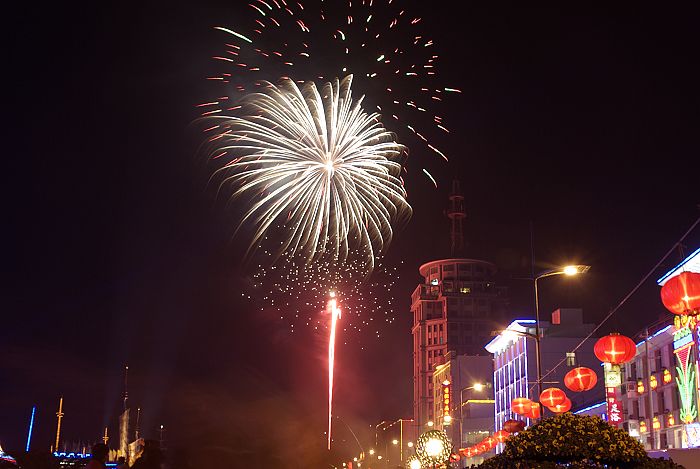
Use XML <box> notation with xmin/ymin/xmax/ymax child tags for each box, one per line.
<box><xmin>203</xmin><ymin>75</ymin><xmax>411</xmax><ymax>269</ymax></box>
<box><xmin>327</xmin><ymin>291</ymin><xmax>341</xmax><ymax>450</ymax></box>
<box><xmin>203</xmin><ymin>0</ymin><xmax>460</xmax><ymax>187</ymax></box>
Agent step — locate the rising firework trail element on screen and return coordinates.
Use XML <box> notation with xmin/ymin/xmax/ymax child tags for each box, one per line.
<box><xmin>327</xmin><ymin>291</ymin><xmax>341</xmax><ymax>450</ymax></box>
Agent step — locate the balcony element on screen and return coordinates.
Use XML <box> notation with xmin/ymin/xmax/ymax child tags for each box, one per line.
<box><xmin>412</xmin><ymin>284</ymin><xmax>440</xmax><ymax>302</ymax></box>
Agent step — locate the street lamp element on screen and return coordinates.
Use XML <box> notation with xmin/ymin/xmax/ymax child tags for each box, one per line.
<box><xmin>458</xmin><ymin>383</ymin><xmax>488</xmax><ymax>447</ymax></box>
<box><xmin>532</xmin><ymin>265</ymin><xmax>590</xmax><ymax>397</ymax></box>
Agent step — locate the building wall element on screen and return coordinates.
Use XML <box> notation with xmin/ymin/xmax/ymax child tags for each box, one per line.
<box><xmin>620</xmin><ymin>324</ymin><xmax>686</xmax><ymax>450</ymax></box>
<box><xmin>486</xmin><ymin>309</ymin><xmax>604</xmax><ymax>451</ymax></box>
<box><xmin>432</xmin><ymin>354</ymin><xmax>494</xmax><ymax>449</ymax></box>
<box><xmin>412</xmin><ymin>258</ymin><xmax>508</xmax><ymax>427</ymax></box>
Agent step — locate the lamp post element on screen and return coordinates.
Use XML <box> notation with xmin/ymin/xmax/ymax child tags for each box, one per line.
<box><xmin>458</xmin><ymin>383</ymin><xmax>488</xmax><ymax>447</ymax></box>
<box><xmin>532</xmin><ymin>265</ymin><xmax>590</xmax><ymax>397</ymax></box>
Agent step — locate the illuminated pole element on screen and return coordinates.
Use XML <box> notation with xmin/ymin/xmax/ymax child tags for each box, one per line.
<box><xmin>26</xmin><ymin>406</ymin><xmax>36</xmax><ymax>452</ymax></box>
<box><xmin>54</xmin><ymin>397</ymin><xmax>64</xmax><ymax>452</ymax></box>
<box><xmin>103</xmin><ymin>427</ymin><xmax>109</xmax><ymax>445</ymax></box>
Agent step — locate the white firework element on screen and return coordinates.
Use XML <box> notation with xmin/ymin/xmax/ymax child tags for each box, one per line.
<box><xmin>204</xmin><ymin>75</ymin><xmax>412</xmax><ymax>270</ymax></box>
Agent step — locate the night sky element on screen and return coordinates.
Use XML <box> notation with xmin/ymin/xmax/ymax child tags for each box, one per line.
<box><xmin>4</xmin><ymin>1</ymin><xmax>699</xmax><ymax>467</ymax></box>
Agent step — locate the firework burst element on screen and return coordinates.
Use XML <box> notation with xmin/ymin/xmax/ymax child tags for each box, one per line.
<box><xmin>203</xmin><ymin>75</ymin><xmax>411</xmax><ymax>269</ymax></box>
<box><xmin>201</xmin><ymin>0</ymin><xmax>460</xmax><ymax>188</ymax></box>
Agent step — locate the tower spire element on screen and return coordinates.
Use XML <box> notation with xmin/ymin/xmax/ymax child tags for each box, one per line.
<box><xmin>446</xmin><ymin>179</ymin><xmax>466</xmax><ymax>256</ymax></box>
<box><xmin>123</xmin><ymin>365</ymin><xmax>129</xmax><ymax>412</ymax></box>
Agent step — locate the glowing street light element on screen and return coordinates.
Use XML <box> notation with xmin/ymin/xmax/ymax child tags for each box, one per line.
<box><xmin>392</xmin><ymin>439</ymin><xmax>399</xmax><ymax>445</ymax></box>
<box><xmin>532</xmin><ymin>264</ymin><xmax>591</xmax><ymax>397</ymax></box>
<box><xmin>407</xmin><ymin>441</ymin><xmax>414</xmax><ymax>448</ymax></box>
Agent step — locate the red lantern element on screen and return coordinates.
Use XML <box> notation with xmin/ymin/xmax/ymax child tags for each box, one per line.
<box><xmin>549</xmin><ymin>397</ymin><xmax>572</xmax><ymax>413</ymax></box>
<box><xmin>503</xmin><ymin>419</ymin><xmax>525</xmax><ymax>433</ymax></box>
<box><xmin>540</xmin><ymin>388</ymin><xmax>567</xmax><ymax>408</ymax></box>
<box><xmin>564</xmin><ymin>366</ymin><xmax>598</xmax><ymax>392</ymax></box>
<box><xmin>526</xmin><ymin>402</ymin><xmax>541</xmax><ymax>419</ymax></box>
<box><xmin>511</xmin><ymin>397</ymin><xmax>532</xmax><ymax>415</ymax></box>
<box><xmin>661</xmin><ymin>272</ymin><xmax>700</xmax><ymax>316</ymax></box>
<box><xmin>485</xmin><ymin>436</ymin><xmax>496</xmax><ymax>448</ymax></box>
<box><xmin>594</xmin><ymin>333</ymin><xmax>637</xmax><ymax>364</ymax></box>
<box><xmin>478</xmin><ymin>443</ymin><xmax>489</xmax><ymax>453</ymax></box>
<box><xmin>494</xmin><ymin>430</ymin><xmax>510</xmax><ymax>443</ymax></box>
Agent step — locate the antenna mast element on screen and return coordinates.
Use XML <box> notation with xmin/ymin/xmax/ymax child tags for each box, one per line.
<box><xmin>54</xmin><ymin>397</ymin><xmax>64</xmax><ymax>452</ymax></box>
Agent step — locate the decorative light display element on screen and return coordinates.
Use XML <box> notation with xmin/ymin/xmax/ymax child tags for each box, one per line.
<box><xmin>652</xmin><ymin>416</ymin><xmax>661</xmax><ymax>430</ymax></box>
<box><xmin>539</xmin><ymin>387</ymin><xmax>567</xmax><ymax>408</ymax></box>
<box><xmin>415</xmin><ymin>430</ymin><xmax>452</xmax><ymax>467</ymax></box>
<box><xmin>548</xmin><ymin>397</ymin><xmax>572</xmax><ymax>414</ymax></box>
<box><xmin>668</xmin><ymin>413</ymin><xmax>675</xmax><ymax>426</ymax></box>
<box><xmin>594</xmin><ymin>333</ymin><xmax>637</xmax><ymax>364</ymax></box>
<box><xmin>661</xmin><ymin>271</ymin><xmax>700</xmax><ymax>316</ymax></box>
<box><xmin>637</xmin><ymin>379</ymin><xmax>645</xmax><ymax>394</ymax></box>
<box><xmin>639</xmin><ymin>420</ymin><xmax>647</xmax><ymax>433</ymax></box>
<box><xmin>650</xmin><ymin>374</ymin><xmax>658</xmax><ymax>390</ymax></box>
<box><xmin>441</xmin><ymin>380</ymin><xmax>451</xmax><ymax>423</ymax></box>
<box><xmin>405</xmin><ymin>455</ymin><xmax>422</xmax><ymax>469</ymax></box>
<box><xmin>564</xmin><ymin>366</ymin><xmax>598</xmax><ymax>392</ymax></box>
<box><xmin>663</xmin><ymin>368</ymin><xmax>673</xmax><ymax>384</ymax></box>
<box><xmin>503</xmin><ymin>419</ymin><xmax>525</xmax><ymax>433</ymax></box>
<box><xmin>510</xmin><ymin>397</ymin><xmax>532</xmax><ymax>415</ymax></box>
<box><xmin>673</xmin><ymin>325</ymin><xmax>698</xmax><ymax>424</ymax></box>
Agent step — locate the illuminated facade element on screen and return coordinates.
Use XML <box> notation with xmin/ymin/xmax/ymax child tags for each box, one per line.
<box><xmin>619</xmin><ymin>322</ymin><xmax>686</xmax><ymax>449</ymax></box>
<box><xmin>485</xmin><ymin>308</ymin><xmax>601</xmax><ymax>450</ymax></box>
<box><xmin>411</xmin><ymin>258</ymin><xmax>507</xmax><ymax>428</ymax></box>
<box><xmin>621</xmin><ymin>246</ymin><xmax>700</xmax><ymax>450</ymax></box>
<box><xmin>432</xmin><ymin>354</ymin><xmax>494</xmax><ymax>456</ymax></box>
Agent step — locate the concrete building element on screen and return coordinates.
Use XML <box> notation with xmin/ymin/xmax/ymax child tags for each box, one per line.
<box><xmin>619</xmin><ymin>321</ymin><xmax>686</xmax><ymax>449</ymax></box>
<box><xmin>485</xmin><ymin>308</ymin><xmax>602</xmax><ymax>448</ymax></box>
<box><xmin>432</xmin><ymin>353</ymin><xmax>495</xmax><ymax>467</ymax></box>
<box><xmin>411</xmin><ymin>258</ymin><xmax>508</xmax><ymax>427</ymax></box>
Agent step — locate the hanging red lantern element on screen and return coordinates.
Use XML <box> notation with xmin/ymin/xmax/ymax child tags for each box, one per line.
<box><xmin>485</xmin><ymin>436</ymin><xmax>497</xmax><ymax>448</ymax></box>
<box><xmin>511</xmin><ymin>397</ymin><xmax>532</xmax><ymax>415</ymax></box>
<box><xmin>548</xmin><ymin>397</ymin><xmax>572</xmax><ymax>413</ymax></box>
<box><xmin>494</xmin><ymin>430</ymin><xmax>510</xmax><ymax>443</ymax></box>
<box><xmin>564</xmin><ymin>366</ymin><xmax>598</xmax><ymax>392</ymax></box>
<box><xmin>526</xmin><ymin>402</ymin><xmax>541</xmax><ymax>419</ymax></box>
<box><xmin>540</xmin><ymin>387</ymin><xmax>567</xmax><ymax>408</ymax></box>
<box><xmin>503</xmin><ymin>419</ymin><xmax>525</xmax><ymax>433</ymax></box>
<box><xmin>594</xmin><ymin>333</ymin><xmax>637</xmax><ymax>364</ymax></box>
<box><xmin>661</xmin><ymin>271</ymin><xmax>700</xmax><ymax>316</ymax></box>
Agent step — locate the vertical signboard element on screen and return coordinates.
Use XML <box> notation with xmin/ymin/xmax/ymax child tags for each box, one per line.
<box><xmin>603</xmin><ymin>363</ymin><xmax>623</xmax><ymax>427</ymax></box>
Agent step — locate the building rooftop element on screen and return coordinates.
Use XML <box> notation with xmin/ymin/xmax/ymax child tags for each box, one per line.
<box><xmin>418</xmin><ymin>258</ymin><xmax>497</xmax><ymax>277</ymax></box>
<box><xmin>657</xmin><ymin>247</ymin><xmax>700</xmax><ymax>286</ymax></box>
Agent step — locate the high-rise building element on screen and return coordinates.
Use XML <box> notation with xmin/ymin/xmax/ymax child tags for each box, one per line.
<box><xmin>411</xmin><ymin>258</ymin><xmax>508</xmax><ymax>427</ymax></box>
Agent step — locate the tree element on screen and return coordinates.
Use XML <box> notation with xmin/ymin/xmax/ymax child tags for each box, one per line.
<box><xmin>472</xmin><ymin>414</ymin><xmax>684</xmax><ymax>468</ymax></box>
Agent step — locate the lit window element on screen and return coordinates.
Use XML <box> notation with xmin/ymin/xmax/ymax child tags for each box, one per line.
<box><xmin>460</xmin><ymin>287</ymin><xmax>471</xmax><ymax>294</ymax></box>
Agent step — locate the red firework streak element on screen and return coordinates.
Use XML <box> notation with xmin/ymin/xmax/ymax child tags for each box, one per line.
<box><xmin>328</xmin><ymin>291</ymin><xmax>342</xmax><ymax>450</ymax></box>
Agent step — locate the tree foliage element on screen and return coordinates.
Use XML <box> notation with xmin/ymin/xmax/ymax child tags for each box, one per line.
<box><xmin>472</xmin><ymin>414</ymin><xmax>684</xmax><ymax>469</ymax></box>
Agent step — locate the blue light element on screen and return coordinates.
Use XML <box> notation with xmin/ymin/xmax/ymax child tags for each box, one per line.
<box><xmin>26</xmin><ymin>406</ymin><xmax>36</xmax><ymax>452</ymax></box>
<box><xmin>637</xmin><ymin>325</ymin><xmax>674</xmax><ymax>348</ymax></box>
<box><xmin>657</xmin><ymin>247</ymin><xmax>700</xmax><ymax>285</ymax></box>
<box><xmin>574</xmin><ymin>401</ymin><xmax>606</xmax><ymax>414</ymax></box>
